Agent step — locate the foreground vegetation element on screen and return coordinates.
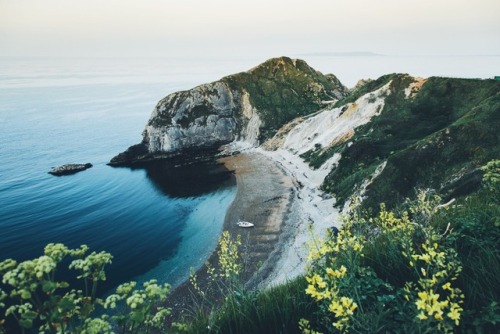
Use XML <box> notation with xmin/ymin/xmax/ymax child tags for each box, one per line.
<box><xmin>0</xmin><ymin>244</ymin><xmax>179</xmax><ymax>334</ymax></box>
<box><xmin>1</xmin><ymin>161</ymin><xmax>498</xmax><ymax>333</ymax></box>
<box><xmin>188</xmin><ymin>160</ymin><xmax>499</xmax><ymax>333</ymax></box>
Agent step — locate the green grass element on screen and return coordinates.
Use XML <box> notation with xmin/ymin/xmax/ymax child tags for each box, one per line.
<box><xmin>319</xmin><ymin>76</ymin><xmax>500</xmax><ymax>210</ymax></box>
<box><xmin>223</xmin><ymin>57</ymin><xmax>348</xmax><ymax>140</ymax></box>
<box><xmin>185</xmin><ymin>277</ymin><xmax>316</xmax><ymax>334</ymax></box>
<box><xmin>333</xmin><ymin>73</ymin><xmax>398</xmax><ymax>108</ymax></box>
<box><xmin>431</xmin><ymin>190</ymin><xmax>500</xmax><ymax>331</ymax></box>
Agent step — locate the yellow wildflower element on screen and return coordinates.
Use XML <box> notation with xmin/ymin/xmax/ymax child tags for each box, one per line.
<box><xmin>329</xmin><ymin>300</ymin><xmax>344</xmax><ymax>317</ymax></box>
<box><xmin>447</xmin><ymin>303</ymin><xmax>463</xmax><ymax>326</ymax></box>
<box><xmin>305</xmin><ymin>284</ymin><xmax>323</xmax><ymax>301</ymax></box>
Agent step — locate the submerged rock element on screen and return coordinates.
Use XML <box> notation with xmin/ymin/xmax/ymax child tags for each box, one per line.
<box><xmin>49</xmin><ymin>163</ymin><xmax>93</xmax><ymax>176</ymax></box>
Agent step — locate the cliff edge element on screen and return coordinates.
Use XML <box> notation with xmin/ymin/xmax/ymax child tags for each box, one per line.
<box><xmin>109</xmin><ymin>57</ymin><xmax>348</xmax><ymax>166</ymax></box>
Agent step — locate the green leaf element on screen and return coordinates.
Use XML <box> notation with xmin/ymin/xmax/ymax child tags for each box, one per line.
<box><xmin>42</xmin><ymin>281</ymin><xmax>57</xmax><ymax>293</ymax></box>
<box><xmin>130</xmin><ymin>310</ymin><xmax>145</xmax><ymax>323</ymax></box>
<box><xmin>24</xmin><ymin>310</ymin><xmax>38</xmax><ymax>320</ymax></box>
<box><xmin>19</xmin><ymin>318</ymin><xmax>33</xmax><ymax>329</ymax></box>
<box><xmin>80</xmin><ymin>302</ymin><xmax>95</xmax><ymax>317</ymax></box>
<box><xmin>20</xmin><ymin>289</ymin><xmax>31</xmax><ymax>299</ymax></box>
<box><xmin>58</xmin><ymin>297</ymin><xmax>76</xmax><ymax>310</ymax></box>
<box><xmin>57</xmin><ymin>281</ymin><xmax>70</xmax><ymax>289</ymax></box>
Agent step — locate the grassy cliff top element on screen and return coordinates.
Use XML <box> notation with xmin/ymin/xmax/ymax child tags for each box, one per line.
<box><xmin>223</xmin><ymin>56</ymin><xmax>347</xmax><ymax>139</ymax></box>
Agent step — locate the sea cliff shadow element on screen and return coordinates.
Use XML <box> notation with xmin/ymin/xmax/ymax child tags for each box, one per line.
<box><xmin>135</xmin><ymin>158</ymin><xmax>236</xmax><ymax>198</ymax></box>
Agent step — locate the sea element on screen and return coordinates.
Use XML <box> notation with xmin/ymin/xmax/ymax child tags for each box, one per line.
<box><xmin>0</xmin><ymin>54</ymin><xmax>498</xmax><ymax>294</ymax></box>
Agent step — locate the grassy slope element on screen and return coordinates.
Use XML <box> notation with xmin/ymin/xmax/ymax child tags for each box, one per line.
<box><xmin>223</xmin><ymin>57</ymin><xmax>347</xmax><ymax>140</ymax></box>
<box><xmin>319</xmin><ymin>75</ymin><xmax>500</xmax><ymax>209</ymax></box>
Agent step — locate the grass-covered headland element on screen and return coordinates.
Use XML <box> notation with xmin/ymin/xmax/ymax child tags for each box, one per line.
<box><xmin>1</xmin><ymin>160</ymin><xmax>498</xmax><ymax>333</ymax></box>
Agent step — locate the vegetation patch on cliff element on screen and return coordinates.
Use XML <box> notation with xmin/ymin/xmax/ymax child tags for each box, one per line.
<box><xmin>318</xmin><ymin>76</ymin><xmax>500</xmax><ymax>210</ymax></box>
<box><xmin>223</xmin><ymin>57</ymin><xmax>347</xmax><ymax>140</ymax></box>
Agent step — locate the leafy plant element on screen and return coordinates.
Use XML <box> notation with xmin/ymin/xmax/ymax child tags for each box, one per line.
<box><xmin>481</xmin><ymin>159</ymin><xmax>500</xmax><ymax>199</ymax></box>
<box><xmin>303</xmin><ymin>192</ymin><xmax>466</xmax><ymax>333</ymax></box>
<box><xmin>0</xmin><ymin>244</ymin><xmax>173</xmax><ymax>334</ymax></box>
<box><xmin>104</xmin><ymin>280</ymin><xmax>171</xmax><ymax>334</ymax></box>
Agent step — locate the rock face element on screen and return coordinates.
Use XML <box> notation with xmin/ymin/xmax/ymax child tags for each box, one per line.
<box><xmin>109</xmin><ymin>57</ymin><xmax>348</xmax><ymax>166</ymax></box>
<box><xmin>49</xmin><ymin>163</ymin><xmax>93</xmax><ymax>176</ymax></box>
<box><xmin>145</xmin><ymin>81</ymin><xmax>238</xmax><ymax>154</ymax></box>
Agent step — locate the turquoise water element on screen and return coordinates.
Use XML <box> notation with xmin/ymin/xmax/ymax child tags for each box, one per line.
<box><xmin>0</xmin><ymin>57</ymin><xmax>240</xmax><ymax>293</ymax></box>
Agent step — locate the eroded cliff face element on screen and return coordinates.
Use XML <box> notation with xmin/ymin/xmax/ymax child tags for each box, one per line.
<box><xmin>144</xmin><ymin>81</ymin><xmax>238</xmax><ymax>154</ymax></box>
<box><xmin>109</xmin><ymin>57</ymin><xmax>348</xmax><ymax>166</ymax></box>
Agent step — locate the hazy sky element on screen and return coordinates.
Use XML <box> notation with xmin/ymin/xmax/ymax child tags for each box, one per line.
<box><xmin>1</xmin><ymin>0</ymin><xmax>499</xmax><ymax>58</ymax></box>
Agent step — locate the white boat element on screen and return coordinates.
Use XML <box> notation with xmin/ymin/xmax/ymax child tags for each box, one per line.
<box><xmin>237</xmin><ymin>221</ymin><xmax>254</xmax><ymax>228</ymax></box>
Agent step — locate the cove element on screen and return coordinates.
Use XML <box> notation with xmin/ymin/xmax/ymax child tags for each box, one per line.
<box><xmin>122</xmin><ymin>159</ymin><xmax>237</xmax><ymax>290</ymax></box>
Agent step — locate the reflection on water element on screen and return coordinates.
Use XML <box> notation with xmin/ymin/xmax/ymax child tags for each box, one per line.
<box><xmin>125</xmin><ymin>158</ymin><xmax>237</xmax><ymax>289</ymax></box>
<box><xmin>141</xmin><ymin>158</ymin><xmax>236</xmax><ymax>198</ymax></box>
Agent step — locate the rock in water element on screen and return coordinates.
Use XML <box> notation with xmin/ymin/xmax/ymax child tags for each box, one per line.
<box><xmin>49</xmin><ymin>163</ymin><xmax>93</xmax><ymax>176</ymax></box>
<box><xmin>109</xmin><ymin>57</ymin><xmax>348</xmax><ymax>166</ymax></box>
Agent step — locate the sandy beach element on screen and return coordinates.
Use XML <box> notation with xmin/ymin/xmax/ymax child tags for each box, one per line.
<box><xmin>254</xmin><ymin>147</ymin><xmax>340</xmax><ymax>288</ymax></box>
<box><xmin>219</xmin><ymin>151</ymin><xmax>296</xmax><ymax>288</ymax></box>
<box><xmin>166</xmin><ymin>147</ymin><xmax>340</xmax><ymax>320</ymax></box>
<box><xmin>221</xmin><ymin>148</ymin><xmax>340</xmax><ymax>289</ymax></box>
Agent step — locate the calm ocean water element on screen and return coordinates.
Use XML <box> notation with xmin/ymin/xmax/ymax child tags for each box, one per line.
<box><xmin>0</xmin><ymin>57</ymin><xmax>247</xmax><ymax>293</ymax></box>
<box><xmin>1</xmin><ymin>55</ymin><xmax>498</xmax><ymax>293</ymax></box>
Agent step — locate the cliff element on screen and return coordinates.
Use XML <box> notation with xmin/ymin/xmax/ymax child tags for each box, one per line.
<box><xmin>267</xmin><ymin>73</ymin><xmax>500</xmax><ymax>210</ymax></box>
<box><xmin>109</xmin><ymin>57</ymin><xmax>348</xmax><ymax>166</ymax></box>
<box><xmin>110</xmin><ymin>57</ymin><xmax>499</xmax><ymax>211</ymax></box>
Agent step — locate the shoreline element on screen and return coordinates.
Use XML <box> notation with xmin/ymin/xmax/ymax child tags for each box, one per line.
<box><xmin>164</xmin><ymin>150</ymin><xmax>295</xmax><ymax>319</ymax></box>
<box><xmin>255</xmin><ymin>147</ymin><xmax>340</xmax><ymax>288</ymax></box>
<box><xmin>165</xmin><ymin>147</ymin><xmax>340</xmax><ymax>320</ymax></box>
<box><xmin>219</xmin><ymin>151</ymin><xmax>295</xmax><ymax>288</ymax></box>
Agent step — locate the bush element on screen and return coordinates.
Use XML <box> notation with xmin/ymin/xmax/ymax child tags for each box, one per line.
<box><xmin>0</xmin><ymin>244</ymin><xmax>172</xmax><ymax>334</ymax></box>
<box><xmin>302</xmin><ymin>192</ymin><xmax>487</xmax><ymax>333</ymax></box>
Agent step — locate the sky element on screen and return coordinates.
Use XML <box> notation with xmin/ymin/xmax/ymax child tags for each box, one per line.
<box><xmin>0</xmin><ymin>0</ymin><xmax>499</xmax><ymax>58</ymax></box>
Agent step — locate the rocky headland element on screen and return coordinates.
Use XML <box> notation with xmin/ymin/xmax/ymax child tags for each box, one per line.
<box><xmin>109</xmin><ymin>57</ymin><xmax>348</xmax><ymax>166</ymax></box>
<box><xmin>111</xmin><ymin>57</ymin><xmax>500</xmax><ymax>289</ymax></box>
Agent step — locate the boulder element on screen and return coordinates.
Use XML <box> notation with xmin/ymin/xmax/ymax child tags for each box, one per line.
<box><xmin>49</xmin><ymin>163</ymin><xmax>93</xmax><ymax>176</ymax></box>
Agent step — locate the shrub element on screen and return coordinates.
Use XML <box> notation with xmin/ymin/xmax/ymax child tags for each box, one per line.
<box><xmin>303</xmin><ymin>193</ymin><xmax>467</xmax><ymax>333</ymax></box>
<box><xmin>0</xmin><ymin>244</ymin><xmax>172</xmax><ymax>334</ymax></box>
